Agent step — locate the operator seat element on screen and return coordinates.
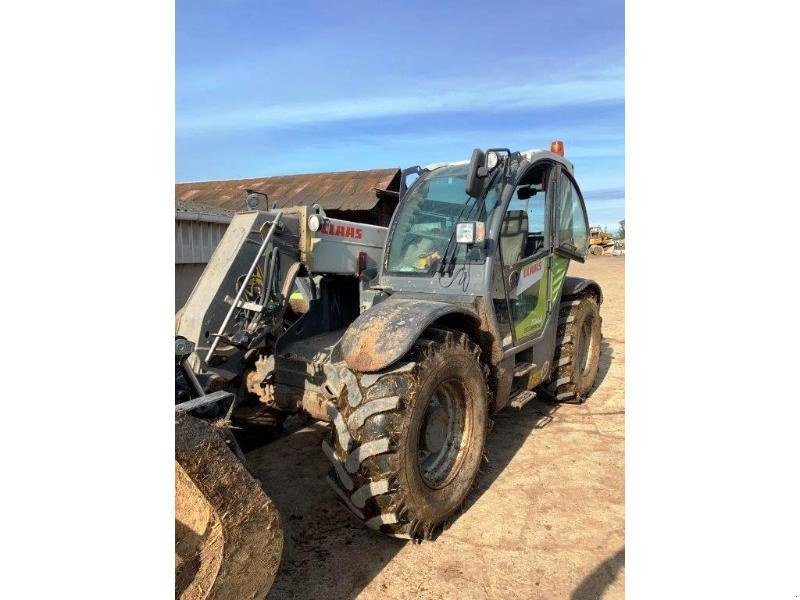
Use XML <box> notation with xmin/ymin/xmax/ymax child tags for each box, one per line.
<box><xmin>499</xmin><ymin>210</ymin><xmax>528</xmax><ymax>265</ymax></box>
<box><xmin>400</xmin><ymin>236</ymin><xmax>436</xmax><ymax>267</ymax></box>
<box><xmin>491</xmin><ymin>210</ymin><xmax>529</xmax><ymax>299</ymax></box>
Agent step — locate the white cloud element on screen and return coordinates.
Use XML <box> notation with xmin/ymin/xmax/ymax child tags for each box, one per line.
<box><xmin>177</xmin><ymin>71</ymin><xmax>623</xmax><ymax>134</ymax></box>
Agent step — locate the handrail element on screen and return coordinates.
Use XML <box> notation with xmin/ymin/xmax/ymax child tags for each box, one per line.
<box><xmin>204</xmin><ymin>211</ymin><xmax>283</xmax><ymax>363</ymax></box>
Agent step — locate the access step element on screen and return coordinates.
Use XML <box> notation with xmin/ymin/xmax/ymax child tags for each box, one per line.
<box><xmin>224</xmin><ymin>294</ymin><xmax>264</xmax><ymax>313</ymax></box>
<box><xmin>513</xmin><ymin>362</ymin><xmax>537</xmax><ymax>378</ymax></box>
<box><xmin>509</xmin><ymin>389</ymin><xmax>537</xmax><ymax>409</ymax></box>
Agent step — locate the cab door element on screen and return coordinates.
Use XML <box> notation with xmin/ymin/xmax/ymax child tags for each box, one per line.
<box><xmin>548</xmin><ymin>166</ymin><xmax>590</xmax><ymax>306</ymax></box>
<box><xmin>552</xmin><ymin>166</ymin><xmax>590</xmax><ymax>263</ymax></box>
<box><xmin>492</xmin><ymin>164</ymin><xmax>556</xmax><ymax>347</ymax></box>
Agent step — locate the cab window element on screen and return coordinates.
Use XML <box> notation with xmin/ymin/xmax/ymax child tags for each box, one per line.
<box><xmin>554</xmin><ymin>171</ymin><xmax>589</xmax><ymax>259</ymax></box>
<box><xmin>501</xmin><ymin>163</ymin><xmax>551</xmax><ymax>264</ymax></box>
<box><xmin>506</xmin><ymin>186</ymin><xmax>547</xmax><ymax>260</ymax></box>
<box><xmin>386</xmin><ymin>164</ymin><xmax>502</xmax><ymax>273</ymax></box>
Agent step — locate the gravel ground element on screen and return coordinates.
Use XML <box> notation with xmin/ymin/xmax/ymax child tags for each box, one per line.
<box><xmin>246</xmin><ymin>255</ymin><xmax>625</xmax><ymax>600</ymax></box>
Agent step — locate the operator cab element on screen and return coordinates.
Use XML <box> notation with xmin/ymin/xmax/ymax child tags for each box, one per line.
<box><xmin>378</xmin><ymin>142</ymin><xmax>590</xmax><ymax>368</ymax></box>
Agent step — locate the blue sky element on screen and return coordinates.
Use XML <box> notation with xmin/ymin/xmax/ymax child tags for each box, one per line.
<box><xmin>177</xmin><ymin>0</ymin><xmax>624</xmax><ymax>231</ymax></box>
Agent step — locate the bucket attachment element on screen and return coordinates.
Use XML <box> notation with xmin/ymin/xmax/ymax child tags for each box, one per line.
<box><xmin>175</xmin><ymin>414</ymin><xmax>283</xmax><ymax>599</ymax></box>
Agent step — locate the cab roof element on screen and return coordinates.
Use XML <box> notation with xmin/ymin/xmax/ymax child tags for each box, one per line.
<box><xmin>424</xmin><ymin>148</ymin><xmax>574</xmax><ymax>174</ymax></box>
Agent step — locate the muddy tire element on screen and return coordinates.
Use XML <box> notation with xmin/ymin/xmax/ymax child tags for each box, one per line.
<box><xmin>540</xmin><ymin>296</ymin><xmax>602</xmax><ymax>403</ymax></box>
<box><xmin>324</xmin><ymin>328</ymin><xmax>488</xmax><ymax>541</ymax></box>
<box><xmin>589</xmin><ymin>244</ymin><xmax>604</xmax><ymax>256</ymax></box>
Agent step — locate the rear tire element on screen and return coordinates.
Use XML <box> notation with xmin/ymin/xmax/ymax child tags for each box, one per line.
<box><xmin>589</xmin><ymin>244</ymin><xmax>604</xmax><ymax>256</ymax></box>
<box><xmin>541</xmin><ymin>295</ymin><xmax>602</xmax><ymax>403</ymax></box>
<box><xmin>324</xmin><ymin>328</ymin><xmax>488</xmax><ymax>540</ymax></box>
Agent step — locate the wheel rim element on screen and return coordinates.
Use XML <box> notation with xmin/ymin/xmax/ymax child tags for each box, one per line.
<box><xmin>416</xmin><ymin>379</ymin><xmax>470</xmax><ymax>489</ymax></box>
<box><xmin>576</xmin><ymin>316</ymin><xmax>594</xmax><ymax>376</ymax></box>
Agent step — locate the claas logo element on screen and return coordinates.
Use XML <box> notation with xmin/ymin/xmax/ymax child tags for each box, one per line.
<box><xmin>521</xmin><ymin>262</ymin><xmax>542</xmax><ymax>278</ymax></box>
<box><xmin>320</xmin><ymin>222</ymin><xmax>363</xmax><ymax>239</ymax></box>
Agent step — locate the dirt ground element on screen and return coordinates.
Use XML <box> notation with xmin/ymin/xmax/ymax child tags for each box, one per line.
<box><xmin>246</xmin><ymin>255</ymin><xmax>625</xmax><ymax>600</ymax></box>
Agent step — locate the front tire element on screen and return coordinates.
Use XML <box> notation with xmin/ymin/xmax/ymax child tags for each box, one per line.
<box><xmin>324</xmin><ymin>328</ymin><xmax>488</xmax><ymax>540</ymax></box>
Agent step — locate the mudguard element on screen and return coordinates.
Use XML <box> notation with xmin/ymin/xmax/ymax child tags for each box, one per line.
<box><xmin>562</xmin><ymin>276</ymin><xmax>603</xmax><ymax>305</ymax></box>
<box><xmin>340</xmin><ymin>297</ymin><xmax>478</xmax><ymax>372</ymax></box>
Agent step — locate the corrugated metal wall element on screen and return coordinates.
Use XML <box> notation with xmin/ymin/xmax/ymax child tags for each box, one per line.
<box><xmin>175</xmin><ymin>218</ymin><xmax>231</xmax><ymax>310</ymax></box>
<box><xmin>175</xmin><ymin>263</ymin><xmax>207</xmax><ymax>311</ymax></box>
<box><xmin>175</xmin><ymin>219</ymin><xmax>228</xmax><ymax>264</ymax></box>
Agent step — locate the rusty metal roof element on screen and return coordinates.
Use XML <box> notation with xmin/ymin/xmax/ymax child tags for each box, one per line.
<box><xmin>175</xmin><ymin>200</ymin><xmax>235</xmax><ymax>218</ymax></box>
<box><xmin>175</xmin><ymin>168</ymin><xmax>401</xmax><ymax>213</ymax></box>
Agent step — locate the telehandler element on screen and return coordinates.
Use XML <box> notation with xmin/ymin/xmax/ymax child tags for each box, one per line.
<box><xmin>174</xmin><ymin>142</ymin><xmax>602</xmax><ymax>594</ymax></box>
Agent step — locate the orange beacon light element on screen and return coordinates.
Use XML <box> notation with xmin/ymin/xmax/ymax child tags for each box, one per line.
<box><xmin>550</xmin><ymin>140</ymin><xmax>565</xmax><ymax>156</ymax></box>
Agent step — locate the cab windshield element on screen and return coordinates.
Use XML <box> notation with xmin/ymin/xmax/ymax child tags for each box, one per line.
<box><xmin>386</xmin><ymin>164</ymin><xmax>502</xmax><ymax>273</ymax></box>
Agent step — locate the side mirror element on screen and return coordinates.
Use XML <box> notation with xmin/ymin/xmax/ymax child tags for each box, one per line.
<box><xmin>465</xmin><ymin>148</ymin><xmax>487</xmax><ymax>198</ymax></box>
<box><xmin>517</xmin><ymin>187</ymin><xmax>537</xmax><ymax>200</ymax></box>
<box><xmin>455</xmin><ymin>221</ymin><xmax>486</xmax><ymax>246</ymax></box>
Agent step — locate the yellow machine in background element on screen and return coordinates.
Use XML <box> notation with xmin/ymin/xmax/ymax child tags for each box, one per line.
<box><xmin>588</xmin><ymin>226</ymin><xmax>616</xmax><ymax>255</ymax></box>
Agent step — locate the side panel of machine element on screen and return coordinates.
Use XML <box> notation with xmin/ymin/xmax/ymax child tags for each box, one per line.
<box><xmin>307</xmin><ymin>217</ymin><xmax>387</xmax><ymax>275</ymax></box>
